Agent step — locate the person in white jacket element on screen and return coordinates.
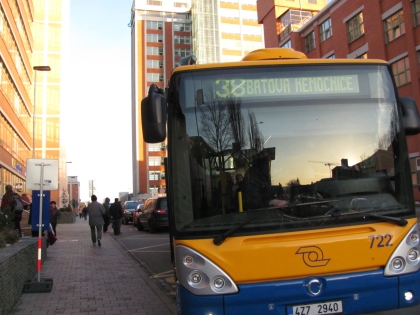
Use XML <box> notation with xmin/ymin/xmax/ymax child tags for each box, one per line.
<box><xmin>87</xmin><ymin>195</ymin><xmax>106</xmax><ymax>246</ymax></box>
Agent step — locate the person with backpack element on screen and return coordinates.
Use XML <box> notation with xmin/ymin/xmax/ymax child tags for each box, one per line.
<box><xmin>1</xmin><ymin>184</ymin><xmax>24</xmax><ymax>236</ymax></box>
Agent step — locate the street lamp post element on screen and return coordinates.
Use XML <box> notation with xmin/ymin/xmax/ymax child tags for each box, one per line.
<box><xmin>33</xmin><ymin>66</ymin><xmax>51</xmax><ymax>158</ymax></box>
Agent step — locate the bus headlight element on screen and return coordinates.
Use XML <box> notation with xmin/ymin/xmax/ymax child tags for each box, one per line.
<box><xmin>391</xmin><ymin>257</ymin><xmax>405</xmax><ymax>272</ymax></box>
<box><xmin>408</xmin><ymin>249</ymin><xmax>418</xmax><ymax>261</ymax></box>
<box><xmin>189</xmin><ymin>272</ymin><xmax>202</xmax><ymax>284</ymax></box>
<box><xmin>176</xmin><ymin>245</ymin><xmax>238</xmax><ymax>295</ymax></box>
<box><xmin>213</xmin><ymin>277</ymin><xmax>225</xmax><ymax>289</ymax></box>
<box><xmin>385</xmin><ymin>224</ymin><xmax>420</xmax><ymax>276</ymax></box>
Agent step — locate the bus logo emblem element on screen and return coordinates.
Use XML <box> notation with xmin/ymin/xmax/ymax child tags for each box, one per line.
<box><xmin>296</xmin><ymin>246</ymin><xmax>330</xmax><ymax>267</ymax></box>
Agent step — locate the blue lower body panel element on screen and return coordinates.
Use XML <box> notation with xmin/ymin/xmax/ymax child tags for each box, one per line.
<box><xmin>177</xmin><ymin>269</ymin><xmax>420</xmax><ymax>315</ymax></box>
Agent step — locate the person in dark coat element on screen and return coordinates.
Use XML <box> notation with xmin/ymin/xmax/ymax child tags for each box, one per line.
<box><xmin>109</xmin><ymin>198</ymin><xmax>123</xmax><ymax>235</ymax></box>
<box><xmin>50</xmin><ymin>201</ymin><xmax>61</xmax><ymax>235</ymax></box>
<box><xmin>1</xmin><ymin>185</ymin><xmax>23</xmax><ymax>236</ymax></box>
<box><xmin>102</xmin><ymin>197</ymin><xmax>111</xmax><ymax>233</ymax></box>
<box><xmin>87</xmin><ymin>195</ymin><xmax>106</xmax><ymax>246</ymax></box>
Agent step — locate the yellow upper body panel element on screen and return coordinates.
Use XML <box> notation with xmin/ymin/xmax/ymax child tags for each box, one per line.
<box><xmin>174</xmin><ymin>218</ymin><xmax>417</xmax><ymax>284</ymax></box>
<box><xmin>172</xmin><ymin>48</ymin><xmax>388</xmax><ymax>75</ymax></box>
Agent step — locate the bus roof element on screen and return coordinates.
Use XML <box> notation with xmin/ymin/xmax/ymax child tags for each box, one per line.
<box><xmin>172</xmin><ymin>48</ymin><xmax>389</xmax><ymax>74</ymax></box>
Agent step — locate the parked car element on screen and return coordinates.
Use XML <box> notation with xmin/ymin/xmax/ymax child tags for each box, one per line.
<box><xmin>122</xmin><ymin>201</ymin><xmax>143</xmax><ymax>225</ymax></box>
<box><xmin>132</xmin><ymin>203</ymin><xmax>144</xmax><ymax>226</ymax></box>
<box><xmin>136</xmin><ymin>196</ymin><xmax>168</xmax><ymax>233</ymax></box>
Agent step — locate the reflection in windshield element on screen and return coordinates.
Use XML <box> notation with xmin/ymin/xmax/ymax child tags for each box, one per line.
<box><xmin>169</xmin><ymin>65</ymin><xmax>415</xmax><ymax>236</ymax></box>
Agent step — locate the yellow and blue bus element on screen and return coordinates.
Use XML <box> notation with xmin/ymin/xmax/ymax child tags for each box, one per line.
<box><xmin>142</xmin><ymin>48</ymin><xmax>420</xmax><ymax>315</ymax></box>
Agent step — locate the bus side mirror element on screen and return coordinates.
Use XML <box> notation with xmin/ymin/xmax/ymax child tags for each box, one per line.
<box><xmin>142</xmin><ymin>84</ymin><xmax>167</xmax><ymax>143</ymax></box>
<box><xmin>400</xmin><ymin>97</ymin><xmax>420</xmax><ymax>135</ymax></box>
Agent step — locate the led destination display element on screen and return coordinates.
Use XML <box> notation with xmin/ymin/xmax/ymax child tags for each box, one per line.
<box><xmin>214</xmin><ymin>75</ymin><xmax>360</xmax><ymax>98</ymax></box>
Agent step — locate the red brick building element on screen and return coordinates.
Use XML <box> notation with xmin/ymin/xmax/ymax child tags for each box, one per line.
<box><xmin>258</xmin><ymin>0</ymin><xmax>420</xmax><ymax>199</ymax></box>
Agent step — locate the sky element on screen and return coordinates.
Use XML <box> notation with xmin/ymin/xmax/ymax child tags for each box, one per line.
<box><xmin>63</xmin><ymin>0</ymin><xmax>134</xmax><ymax>202</ymax></box>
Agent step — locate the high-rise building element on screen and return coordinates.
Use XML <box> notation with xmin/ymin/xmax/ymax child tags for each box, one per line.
<box><xmin>0</xmin><ymin>0</ymin><xmax>67</xmax><ymax>204</ymax></box>
<box><xmin>257</xmin><ymin>0</ymin><xmax>420</xmax><ymax>198</ymax></box>
<box><xmin>131</xmin><ymin>0</ymin><xmax>264</xmax><ymax>196</ymax></box>
<box><xmin>130</xmin><ymin>0</ymin><xmax>193</xmax><ymax>197</ymax></box>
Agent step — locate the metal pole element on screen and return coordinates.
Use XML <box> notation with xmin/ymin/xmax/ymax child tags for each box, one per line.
<box><xmin>32</xmin><ymin>71</ymin><xmax>37</xmax><ymax>159</ymax></box>
<box><xmin>37</xmin><ymin>163</ymin><xmax>45</xmax><ymax>282</ymax></box>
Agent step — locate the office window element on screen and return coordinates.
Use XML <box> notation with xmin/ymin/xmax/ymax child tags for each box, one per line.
<box><xmin>146</xmin><ymin>21</ymin><xmax>163</xmax><ymax>30</ymax></box>
<box><xmin>147</xmin><ymin>47</ymin><xmax>163</xmax><ymax>55</ymax></box>
<box><xmin>147</xmin><ymin>60</ymin><xmax>163</xmax><ymax>68</ymax></box>
<box><xmin>414</xmin><ymin>0</ymin><xmax>420</xmax><ymax>26</ymax></box>
<box><xmin>304</xmin><ymin>31</ymin><xmax>316</xmax><ymax>53</ymax></box>
<box><xmin>174</xmin><ymin>23</ymin><xmax>190</xmax><ymax>32</ymax></box>
<box><xmin>320</xmin><ymin>18</ymin><xmax>332</xmax><ymax>42</ymax></box>
<box><xmin>281</xmin><ymin>40</ymin><xmax>291</xmax><ymax>48</ymax></box>
<box><xmin>174</xmin><ymin>35</ymin><xmax>191</xmax><ymax>44</ymax></box>
<box><xmin>147</xmin><ymin>73</ymin><xmax>164</xmax><ymax>82</ymax></box>
<box><xmin>147</xmin><ymin>34</ymin><xmax>163</xmax><ymax>42</ymax></box>
<box><xmin>347</xmin><ymin>12</ymin><xmax>364</xmax><ymax>42</ymax></box>
<box><xmin>384</xmin><ymin>10</ymin><xmax>405</xmax><ymax>43</ymax></box>
<box><xmin>149</xmin><ymin>156</ymin><xmax>161</xmax><ymax>166</ymax></box>
<box><xmin>149</xmin><ymin>171</ymin><xmax>161</xmax><ymax>180</ymax></box>
<box><xmin>147</xmin><ymin>0</ymin><xmax>162</xmax><ymax>5</ymax></box>
<box><xmin>174</xmin><ymin>48</ymin><xmax>191</xmax><ymax>57</ymax></box>
<box><xmin>391</xmin><ymin>56</ymin><xmax>410</xmax><ymax>87</ymax></box>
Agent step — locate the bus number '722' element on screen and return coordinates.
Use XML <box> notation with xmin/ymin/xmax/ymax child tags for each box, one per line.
<box><xmin>368</xmin><ymin>234</ymin><xmax>393</xmax><ymax>248</ymax></box>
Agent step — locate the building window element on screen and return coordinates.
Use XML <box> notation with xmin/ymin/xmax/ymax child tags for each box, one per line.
<box><xmin>146</xmin><ymin>47</ymin><xmax>163</xmax><ymax>56</ymax></box>
<box><xmin>327</xmin><ymin>54</ymin><xmax>335</xmax><ymax>59</ymax></box>
<box><xmin>147</xmin><ymin>73</ymin><xmax>164</xmax><ymax>82</ymax></box>
<box><xmin>147</xmin><ymin>0</ymin><xmax>162</xmax><ymax>5</ymax></box>
<box><xmin>304</xmin><ymin>31</ymin><xmax>316</xmax><ymax>53</ymax></box>
<box><xmin>174</xmin><ymin>48</ymin><xmax>191</xmax><ymax>57</ymax></box>
<box><xmin>414</xmin><ymin>0</ymin><xmax>420</xmax><ymax>26</ymax></box>
<box><xmin>174</xmin><ymin>35</ymin><xmax>191</xmax><ymax>44</ymax></box>
<box><xmin>149</xmin><ymin>156</ymin><xmax>161</xmax><ymax>166</ymax></box>
<box><xmin>174</xmin><ymin>23</ymin><xmax>190</xmax><ymax>32</ymax></box>
<box><xmin>148</xmin><ymin>143</ymin><xmax>161</xmax><ymax>151</ymax></box>
<box><xmin>384</xmin><ymin>10</ymin><xmax>405</xmax><ymax>43</ymax></box>
<box><xmin>320</xmin><ymin>18</ymin><xmax>332</xmax><ymax>42</ymax></box>
<box><xmin>391</xmin><ymin>56</ymin><xmax>410</xmax><ymax>87</ymax></box>
<box><xmin>149</xmin><ymin>171</ymin><xmax>161</xmax><ymax>180</ymax></box>
<box><xmin>147</xmin><ymin>60</ymin><xmax>163</xmax><ymax>68</ymax></box>
<box><xmin>281</xmin><ymin>40</ymin><xmax>291</xmax><ymax>48</ymax></box>
<box><xmin>147</xmin><ymin>34</ymin><xmax>163</xmax><ymax>42</ymax></box>
<box><xmin>356</xmin><ymin>53</ymin><xmax>367</xmax><ymax>59</ymax></box>
<box><xmin>146</xmin><ymin>21</ymin><xmax>163</xmax><ymax>30</ymax></box>
<box><xmin>347</xmin><ymin>12</ymin><xmax>364</xmax><ymax>43</ymax></box>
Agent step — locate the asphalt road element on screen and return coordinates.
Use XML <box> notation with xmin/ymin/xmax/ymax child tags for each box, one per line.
<box><xmin>116</xmin><ymin>223</ymin><xmax>420</xmax><ymax>315</ymax></box>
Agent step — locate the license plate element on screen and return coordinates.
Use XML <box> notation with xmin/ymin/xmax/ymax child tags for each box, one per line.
<box><xmin>287</xmin><ymin>300</ymin><xmax>343</xmax><ymax>315</ymax></box>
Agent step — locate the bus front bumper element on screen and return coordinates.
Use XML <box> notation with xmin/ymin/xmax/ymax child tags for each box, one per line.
<box><xmin>176</xmin><ymin>269</ymin><xmax>420</xmax><ymax>315</ymax></box>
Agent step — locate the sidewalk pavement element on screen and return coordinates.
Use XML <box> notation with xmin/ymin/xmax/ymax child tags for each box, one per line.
<box><xmin>10</xmin><ymin>218</ymin><xmax>178</xmax><ymax>315</ymax></box>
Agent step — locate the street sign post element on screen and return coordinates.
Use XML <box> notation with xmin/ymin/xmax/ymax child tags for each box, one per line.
<box><xmin>23</xmin><ymin>159</ymin><xmax>58</xmax><ymax>293</ymax></box>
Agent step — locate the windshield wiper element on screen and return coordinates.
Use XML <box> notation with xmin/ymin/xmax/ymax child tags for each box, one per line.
<box><xmin>368</xmin><ymin>213</ymin><xmax>408</xmax><ymax>226</ymax></box>
<box><xmin>213</xmin><ymin>200</ymin><xmax>341</xmax><ymax>246</ymax></box>
<box><xmin>213</xmin><ymin>208</ymin><xmax>266</xmax><ymax>246</ymax></box>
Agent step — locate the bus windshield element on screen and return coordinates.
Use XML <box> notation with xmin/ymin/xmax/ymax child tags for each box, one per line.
<box><xmin>167</xmin><ymin>64</ymin><xmax>415</xmax><ymax>238</ymax></box>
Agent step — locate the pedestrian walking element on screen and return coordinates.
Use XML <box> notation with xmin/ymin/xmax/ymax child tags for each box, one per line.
<box><xmin>1</xmin><ymin>184</ymin><xmax>24</xmax><ymax>236</ymax></box>
<box><xmin>82</xmin><ymin>205</ymin><xmax>88</xmax><ymax>220</ymax></box>
<box><xmin>109</xmin><ymin>198</ymin><xmax>123</xmax><ymax>235</ymax></box>
<box><xmin>87</xmin><ymin>195</ymin><xmax>106</xmax><ymax>246</ymax></box>
<box><xmin>102</xmin><ymin>197</ymin><xmax>111</xmax><ymax>233</ymax></box>
<box><xmin>50</xmin><ymin>201</ymin><xmax>61</xmax><ymax>236</ymax></box>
